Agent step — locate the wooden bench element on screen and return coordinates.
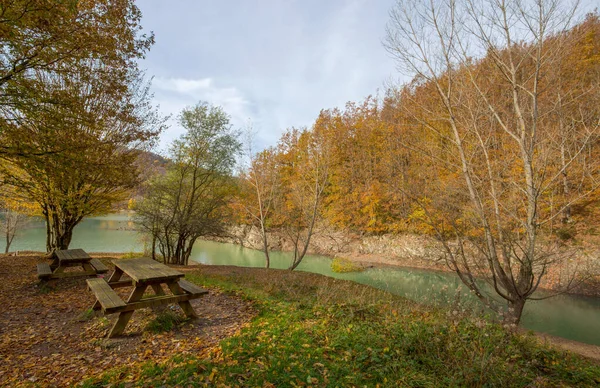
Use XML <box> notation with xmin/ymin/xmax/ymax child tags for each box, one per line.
<box><xmin>37</xmin><ymin>263</ymin><xmax>53</xmax><ymax>279</ymax></box>
<box><xmin>89</xmin><ymin>258</ymin><xmax>109</xmax><ymax>274</ymax></box>
<box><xmin>87</xmin><ymin>278</ymin><xmax>127</xmax><ymax>314</ymax></box>
<box><xmin>179</xmin><ymin>279</ymin><xmax>209</xmax><ymax>296</ymax></box>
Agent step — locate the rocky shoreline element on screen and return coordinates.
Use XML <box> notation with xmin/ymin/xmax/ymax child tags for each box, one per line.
<box><xmin>210</xmin><ymin>224</ymin><xmax>600</xmax><ymax>297</ymax></box>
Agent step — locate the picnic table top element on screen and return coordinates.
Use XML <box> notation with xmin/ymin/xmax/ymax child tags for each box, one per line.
<box><xmin>113</xmin><ymin>257</ymin><xmax>184</xmax><ymax>284</ymax></box>
<box><xmin>54</xmin><ymin>249</ymin><xmax>91</xmax><ymax>263</ymax></box>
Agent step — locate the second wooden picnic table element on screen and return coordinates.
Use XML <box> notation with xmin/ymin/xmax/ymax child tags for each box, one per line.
<box><xmin>87</xmin><ymin>257</ymin><xmax>207</xmax><ymax>338</ymax></box>
<box><xmin>38</xmin><ymin>249</ymin><xmax>108</xmax><ymax>280</ymax></box>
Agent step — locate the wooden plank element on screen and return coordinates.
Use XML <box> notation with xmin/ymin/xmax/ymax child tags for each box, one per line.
<box><xmin>87</xmin><ymin>278</ymin><xmax>127</xmax><ymax>311</ymax></box>
<box><xmin>71</xmin><ymin>249</ymin><xmax>90</xmax><ymax>260</ymax></box>
<box><xmin>107</xmin><ymin>279</ymin><xmax>133</xmax><ymax>288</ymax></box>
<box><xmin>54</xmin><ymin>250</ymin><xmax>68</xmax><ymax>262</ymax></box>
<box><xmin>107</xmin><ymin>267</ymin><xmax>124</xmax><ymax>283</ymax></box>
<box><xmin>126</xmin><ymin>284</ymin><xmax>147</xmax><ymax>303</ymax></box>
<box><xmin>178</xmin><ymin>279</ymin><xmax>208</xmax><ymax>296</ymax></box>
<box><xmin>106</xmin><ymin>292</ymin><xmax>202</xmax><ymax>314</ymax></box>
<box><xmin>55</xmin><ymin>249</ymin><xmax>91</xmax><ymax>264</ymax></box>
<box><xmin>50</xmin><ymin>269</ymin><xmax>98</xmax><ymax>279</ymax></box>
<box><xmin>37</xmin><ymin>263</ymin><xmax>53</xmax><ymax>279</ymax></box>
<box><xmin>113</xmin><ymin>258</ymin><xmax>184</xmax><ymax>283</ymax></box>
<box><xmin>108</xmin><ymin>311</ymin><xmax>134</xmax><ymax>338</ymax></box>
<box><xmin>89</xmin><ymin>258</ymin><xmax>109</xmax><ymax>274</ymax></box>
<box><xmin>151</xmin><ymin>284</ymin><xmax>166</xmax><ymax>296</ymax></box>
<box><xmin>167</xmin><ymin>281</ymin><xmax>198</xmax><ymax>318</ymax></box>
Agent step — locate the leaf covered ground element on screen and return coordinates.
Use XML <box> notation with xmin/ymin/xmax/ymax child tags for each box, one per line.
<box><xmin>2</xmin><ymin>255</ymin><xmax>600</xmax><ymax>387</ymax></box>
<box><xmin>0</xmin><ymin>255</ymin><xmax>256</xmax><ymax>386</ymax></box>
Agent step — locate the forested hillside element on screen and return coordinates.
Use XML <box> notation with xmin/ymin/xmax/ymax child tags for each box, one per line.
<box><xmin>235</xmin><ymin>9</ymin><xmax>600</xmax><ymax>323</ymax></box>
<box><xmin>238</xmin><ymin>13</ymin><xmax>600</xmax><ymax>239</ymax></box>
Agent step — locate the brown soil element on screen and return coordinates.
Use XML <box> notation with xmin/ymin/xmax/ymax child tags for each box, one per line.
<box><xmin>0</xmin><ymin>255</ymin><xmax>256</xmax><ymax>387</ymax></box>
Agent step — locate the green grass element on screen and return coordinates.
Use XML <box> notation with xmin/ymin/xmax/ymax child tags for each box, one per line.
<box><xmin>146</xmin><ymin>310</ymin><xmax>185</xmax><ymax>333</ymax></box>
<box><xmin>82</xmin><ymin>267</ymin><xmax>600</xmax><ymax>387</ymax></box>
<box><xmin>120</xmin><ymin>251</ymin><xmax>146</xmax><ymax>259</ymax></box>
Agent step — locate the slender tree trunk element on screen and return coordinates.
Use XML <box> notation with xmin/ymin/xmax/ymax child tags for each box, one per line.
<box><xmin>151</xmin><ymin>234</ymin><xmax>157</xmax><ymax>261</ymax></box>
<box><xmin>260</xmin><ymin>222</ymin><xmax>270</xmax><ymax>268</ymax></box>
<box><xmin>561</xmin><ymin>142</ymin><xmax>571</xmax><ymax>223</ymax></box>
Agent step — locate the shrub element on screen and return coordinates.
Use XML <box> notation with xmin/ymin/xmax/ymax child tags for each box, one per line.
<box><xmin>331</xmin><ymin>257</ymin><xmax>364</xmax><ymax>273</ymax></box>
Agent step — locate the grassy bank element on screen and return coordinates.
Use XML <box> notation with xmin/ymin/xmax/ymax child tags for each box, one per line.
<box><xmin>83</xmin><ymin>266</ymin><xmax>600</xmax><ymax>387</ymax></box>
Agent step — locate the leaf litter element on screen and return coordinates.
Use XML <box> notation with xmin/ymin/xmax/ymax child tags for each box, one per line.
<box><xmin>0</xmin><ymin>254</ymin><xmax>256</xmax><ymax>387</ymax></box>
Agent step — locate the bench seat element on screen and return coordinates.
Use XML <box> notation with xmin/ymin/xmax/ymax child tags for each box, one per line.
<box><xmin>89</xmin><ymin>258</ymin><xmax>109</xmax><ymax>274</ymax></box>
<box><xmin>37</xmin><ymin>263</ymin><xmax>53</xmax><ymax>279</ymax></box>
<box><xmin>178</xmin><ymin>279</ymin><xmax>209</xmax><ymax>296</ymax></box>
<box><xmin>87</xmin><ymin>278</ymin><xmax>127</xmax><ymax>314</ymax></box>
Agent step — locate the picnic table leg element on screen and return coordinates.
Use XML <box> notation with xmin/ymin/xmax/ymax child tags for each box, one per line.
<box><xmin>107</xmin><ymin>267</ymin><xmax>124</xmax><ymax>283</ymax></box>
<box><xmin>151</xmin><ymin>284</ymin><xmax>165</xmax><ymax>296</ymax></box>
<box><xmin>166</xmin><ymin>281</ymin><xmax>198</xmax><ymax>318</ymax></box>
<box><xmin>108</xmin><ymin>311</ymin><xmax>134</xmax><ymax>338</ymax></box>
<box><xmin>107</xmin><ymin>283</ymin><xmax>147</xmax><ymax>338</ymax></box>
<box><xmin>149</xmin><ymin>284</ymin><xmax>167</xmax><ymax>313</ymax></box>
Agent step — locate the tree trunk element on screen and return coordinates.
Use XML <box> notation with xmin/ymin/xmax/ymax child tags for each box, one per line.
<box><xmin>261</xmin><ymin>224</ymin><xmax>270</xmax><ymax>268</ymax></box>
<box><xmin>560</xmin><ymin>142</ymin><xmax>571</xmax><ymax>224</ymax></box>
<box><xmin>151</xmin><ymin>234</ymin><xmax>157</xmax><ymax>261</ymax></box>
<box><xmin>504</xmin><ymin>298</ymin><xmax>526</xmax><ymax>326</ymax></box>
<box><xmin>45</xmin><ymin>212</ymin><xmax>77</xmax><ymax>252</ymax></box>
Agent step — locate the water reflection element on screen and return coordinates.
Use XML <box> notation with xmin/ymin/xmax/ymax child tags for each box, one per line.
<box><xmin>189</xmin><ymin>239</ymin><xmax>600</xmax><ymax>346</ymax></box>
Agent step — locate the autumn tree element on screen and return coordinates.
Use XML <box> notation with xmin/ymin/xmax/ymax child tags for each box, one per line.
<box><xmin>0</xmin><ymin>64</ymin><xmax>163</xmax><ymax>251</ymax></box>
<box><xmin>135</xmin><ymin>102</ymin><xmax>241</xmax><ymax>265</ymax></box>
<box><xmin>385</xmin><ymin>0</ymin><xmax>599</xmax><ymax>324</ymax></box>
<box><xmin>274</xmin><ymin>128</ymin><xmax>330</xmax><ymax>270</ymax></box>
<box><xmin>0</xmin><ymin>0</ymin><xmax>154</xmax><ymax>156</ymax></box>
<box><xmin>0</xmin><ymin>186</ymin><xmax>38</xmax><ymax>253</ymax></box>
<box><xmin>238</xmin><ymin>136</ymin><xmax>281</xmax><ymax>268</ymax></box>
<box><xmin>0</xmin><ymin>0</ymin><xmax>160</xmax><ymax>252</ymax></box>
<box><xmin>317</xmin><ymin>100</ymin><xmax>411</xmax><ymax>234</ymax></box>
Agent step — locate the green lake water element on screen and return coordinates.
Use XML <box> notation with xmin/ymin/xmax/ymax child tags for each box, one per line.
<box><xmin>3</xmin><ymin>213</ymin><xmax>600</xmax><ymax>346</ymax></box>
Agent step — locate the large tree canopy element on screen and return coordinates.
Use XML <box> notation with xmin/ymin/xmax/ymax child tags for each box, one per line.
<box><xmin>0</xmin><ymin>0</ymin><xmax>162</xmax><ymax>251</ymax></box>
<box><xmin>1</xmin><ymin>64</ymin><xmax>164</xmax><ymax>251</ymax></box>
<box><xmin>0</xmin><ymin>0</ymin><xmax>154</xmax><ymax>156</ymax></box>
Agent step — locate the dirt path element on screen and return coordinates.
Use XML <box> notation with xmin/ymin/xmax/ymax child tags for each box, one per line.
<box><xmin>0</xmin><ymin>255</ymin><xmax>256</xmax><ymax>387</ymax></box>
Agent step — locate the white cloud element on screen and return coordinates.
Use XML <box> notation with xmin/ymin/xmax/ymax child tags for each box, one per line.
<box><xmin>138</xmin><ymin>0</ymin><xmax>401</xmax><ymax>152</ymax></box>
<box><xmin>151</xmin><ymin>77</ymin><xmax>253</xmax><ymax>149</ymax></box>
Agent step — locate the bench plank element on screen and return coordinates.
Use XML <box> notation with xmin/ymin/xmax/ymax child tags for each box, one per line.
<box><xmin>108</xmin><ymin>292</ymin><xmax>203</xmax><ymax>314</ymax></box>
<box><xmin>178</xmin><ymin>279</ymin><xmax>208</xmax><ymax>296</ymax></box>
<box><xmin>51</xmin><ymin>270</ymin><xmax>98</xmax><ymax>278</ymax></box>
<box><xmin>87</xmin><ymin>278</ymin><xmax>127</xmax><ymax>313</ymax></box>
<box><xmin>107</xmin><ymin>279</ymin><xmax>134</xmax><ymax>288</ymax></box>
<box><xmin>89</xmin><ymin>258</ymin><xmax>109</xmax><ymax>274</ymax></box>
<box><xmin>37</xmin><ymin>263</ymin><xmax>53</xmax><ymax>279</ymax></box>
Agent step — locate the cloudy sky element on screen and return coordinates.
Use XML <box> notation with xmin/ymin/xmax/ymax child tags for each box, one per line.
<box><xmin>137</xmin><ymin>0</ymin><xmax>400</xmax><ymax>152</ymax></box>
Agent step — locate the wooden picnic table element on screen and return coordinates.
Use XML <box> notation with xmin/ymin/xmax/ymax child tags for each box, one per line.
<box><xmin>87</xmin><ymin>257</ymin><xmax>207</xmax><ymax>338</ymax></box>
<box><xmin>37</xmin><ymin>249</ymin><xmax>108</xmax><ymax>280</ymax></box>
